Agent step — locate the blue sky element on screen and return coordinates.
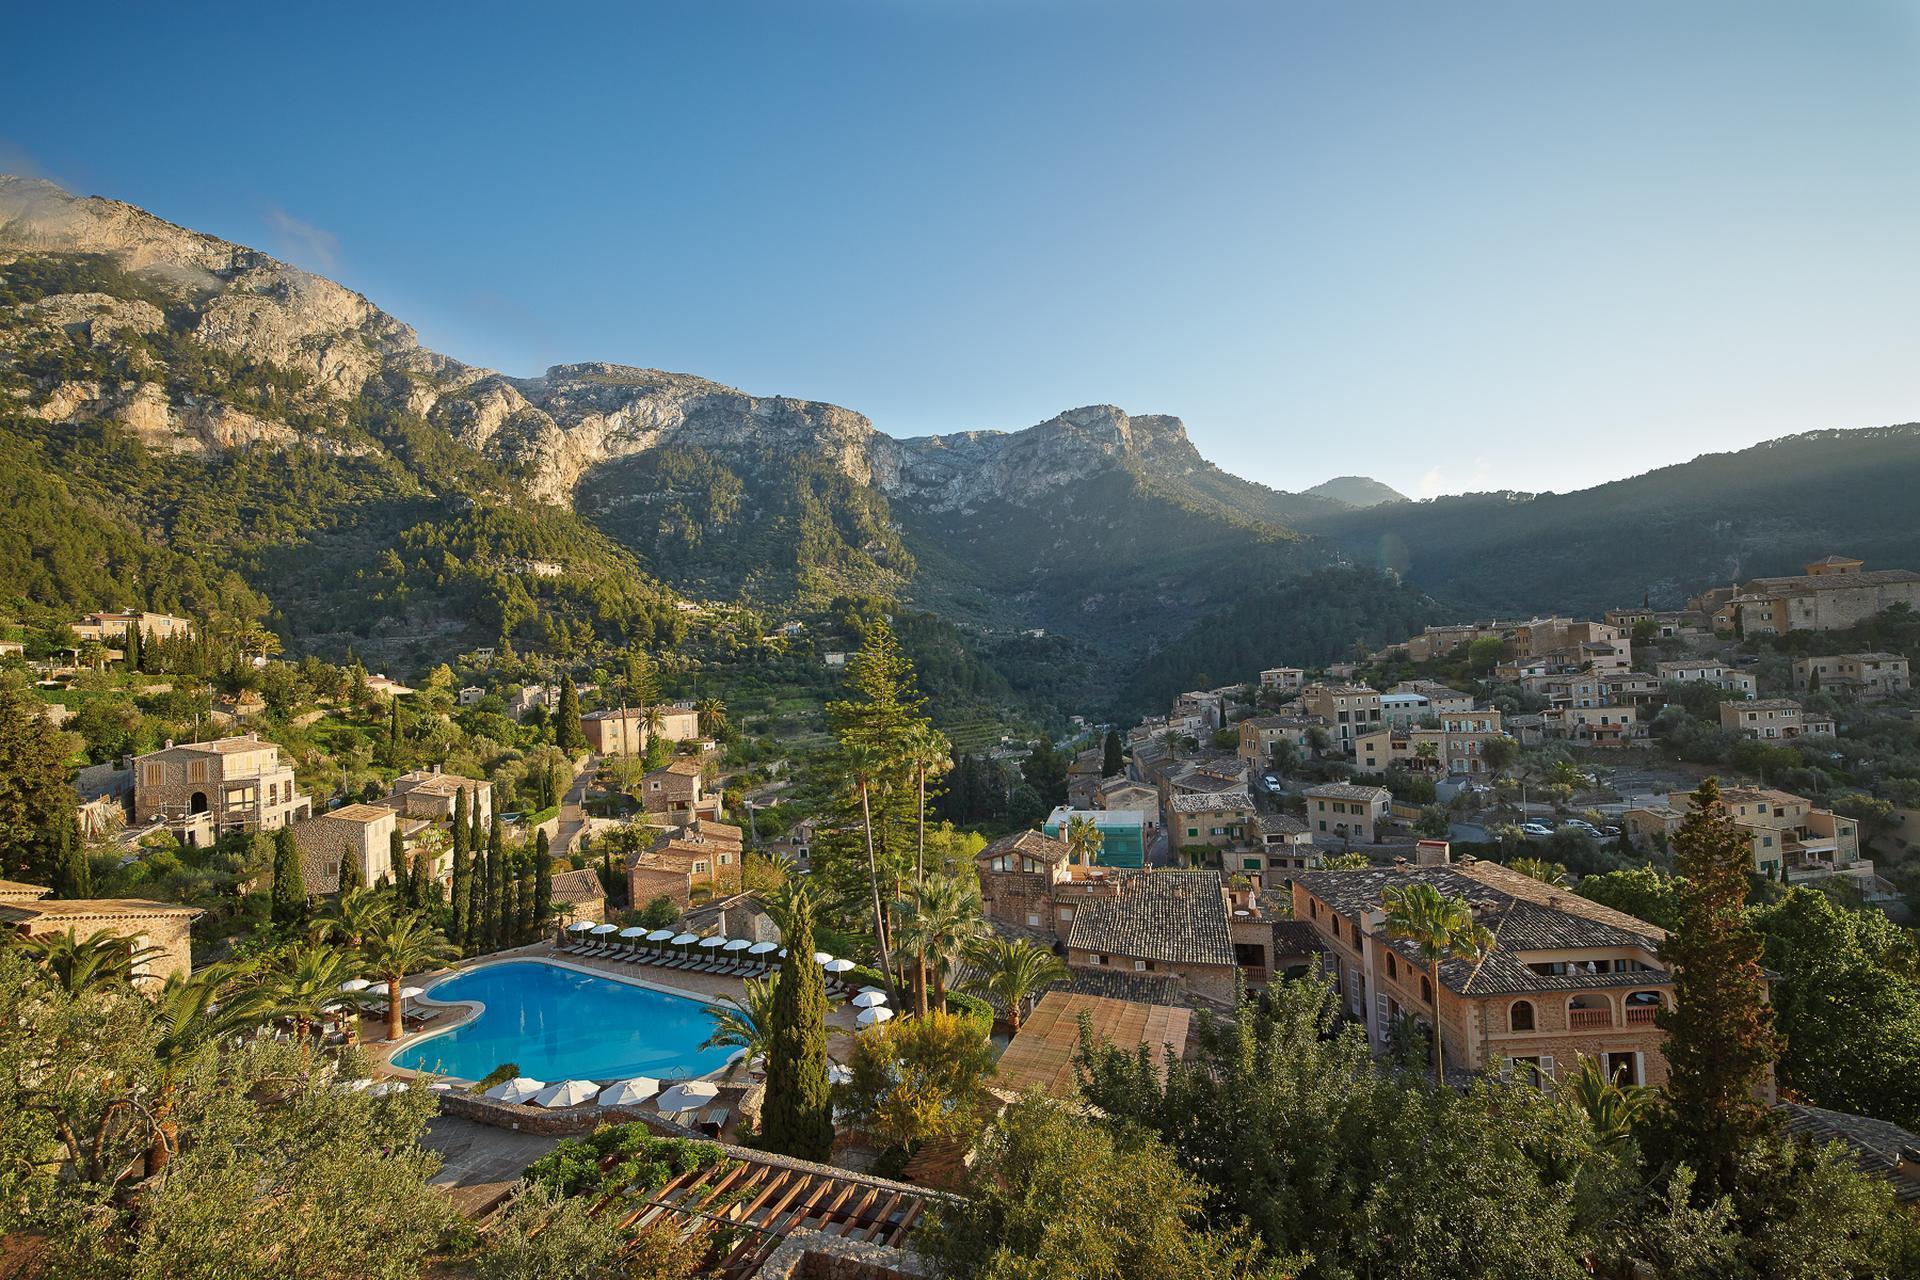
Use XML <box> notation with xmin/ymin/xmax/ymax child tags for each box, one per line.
<box><xmin>7</xmin><ymin>1</ymin><xmax>1919</xmax><ymax>498</ymax></box>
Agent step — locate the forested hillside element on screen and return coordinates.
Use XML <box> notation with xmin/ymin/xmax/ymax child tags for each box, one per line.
<box><xmin>1295</xmin><ymin>427</ymin><xmax>1920</xmax><ymax>616</ymax></box>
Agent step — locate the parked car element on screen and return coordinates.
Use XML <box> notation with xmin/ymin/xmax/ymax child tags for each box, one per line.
<box><xmin>1521</xmin><ymin>822</ymin><xmax>1555</xmax><ymax>838</ymax></box>
<box><xmin>1263</xmin><ymin>774</ymin><xmax>1280</xmax><ymax>789</ymax></box>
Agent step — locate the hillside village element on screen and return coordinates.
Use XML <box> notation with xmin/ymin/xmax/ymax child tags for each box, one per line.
<box><xmin>6</xmin><ymin>544</ymin><xmax>1920</xmax><ymax>1278</ymax></box>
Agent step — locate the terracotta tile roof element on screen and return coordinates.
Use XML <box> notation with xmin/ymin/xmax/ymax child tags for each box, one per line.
<box><xmin>0</xmin><ymin>897</ymin><xmax>202</xmax><ymax>923</ymax></box>
<box><xmin>1170</xmin><ymin>789</ymin><xmax>1254</xmax><ymax>814</ymax></box>
<box><xmin>1779</xmin><ymin>1104</ymin><xmax>1920</xmax><ymax>1202</ymax></box>
<box><xmin>0</xmin><ymin>878</ymin><xmax>51</xmax><ymax>901</ymax></box>
<box><xmin>1258</xmin><ymin>812</ymin><xmax>1309</xmax><ymax>836</ymax></box>
<box><xmin>1066</xmin><ymin>870</ymin><xmax>1234</xmax><ymax>967</ymax></box>
<box><xmin>327</xmin><ymin>803</ymin><xmax>393</xmax><ymax>823</ymax></box>
<box><xmin>981</xmin><ymin>830</ymin><xmax>1071</xmax><ymax>865</ymax></box>
<box><xmin>1304</xmin><ymin>783</ymin><xmax>1391</xmax><ymax>802</ymax></box>
<box><xmin>993</xmin><ymin>991</ymin><xmax>1190</xmax><ymax>1100</ymax></box>
<box><xmin>548</xmin><ymin>868</ymin><xmax>603</xmax><ymax>905</ymax></box>
<box><xmin>175</xmin><ymin>734</ymin><xmax>273</xmax><ymax>755</ymax></box>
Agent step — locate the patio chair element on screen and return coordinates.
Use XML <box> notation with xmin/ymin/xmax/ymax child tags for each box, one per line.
<box><xmin>698</xmin><ymin>1106</ymin><xmax>731</xmax><ymax>1137</ymax></box>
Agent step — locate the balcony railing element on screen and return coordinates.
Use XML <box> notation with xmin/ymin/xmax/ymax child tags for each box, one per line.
<box><xmin>1568</xmin><ymin>1008</ymin><xmax>1613</xmax><ymax>1030</ymax></box>
<box><xmin>1625</xmin><ymin>1007</ymin><xmax>1659</xmax><ymax>1026</ymax></box>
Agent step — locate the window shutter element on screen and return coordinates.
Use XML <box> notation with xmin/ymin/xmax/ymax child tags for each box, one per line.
<box><xmin>1374</xmin><ymin>992</ymin><xmax>1389</xmax><ymax>1029</ymax></box>
<box><xmin>1497</xmin><ymin>1055</ymin><xmax>1512</xmax><ymax>1082</ymax></box>
<box><xmin>1539</xmin><ymin>1055</ymin><xmax>1556</xmax><ymax>1081</ymax></box>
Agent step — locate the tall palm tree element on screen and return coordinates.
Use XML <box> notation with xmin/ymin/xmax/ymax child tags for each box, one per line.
<box><xmin>146</xmin><ymin>963</ymin><xmax>273</xmax><ymax>1173</ymax></box>
<box><xmin>1507</xmin><ymin>857</ymin><xmax>1571</xmax><ymax>887</ymax></box>
<box><xmin>913</xmin><ymin>873</ymin><xmax>983</xmax><ymax>1010</ymax></box>
<box><xmin>360</xmin><ymin>912</ymin><xmax>458</xmax><ymax>1042</ymax></box>
<box><xmin>701</xmin><ymin>975</ymin><xmax>782</xmax><ymax>1063</ymax></box>
<box><xmin>904</xmin><ymin>726</ymin><xmax>952</xmax><ymax>886</ymax></box>
<box><xmin>1413</xmin><ymin>741</ymin><xmax>1440</xmax><ymax>772</ymax></box>
<box><xmin>695</xmin><ymin>695</ymin><xmax>728</xmax><ymax>740</ymax></box>
<box><xmin>262</xmin><ymin>943</ymin><xmax>365</xmax><ymax>1042</ymax></box>
<box><xmin>1382</xmin><ymin>882</ymin><xmax>1495</xmax><ymax>1082</ymax></box>
<box><xmin>1063</xmin><ymin>814</ymin><xmax>1104</xmax><ymax>868</ymax></box>
<box><xmin>11</xmin><ymin>927</ymin><xmax>163</xmax><ymax>993</ymax></box>
<box><xmin>963</xmin><ymin>936</ymin><xmax>1068</xmax><ymax>1032</ymax></box>
<box><xmin>1558</xmin><ymin>1053</ymin><xmax>1652</xmax><ymax>1150</ymax></box>
<box><xmin>842</xmin><ymin>743</ymin><xmax>895</xmax><ymax>984</ymax></box>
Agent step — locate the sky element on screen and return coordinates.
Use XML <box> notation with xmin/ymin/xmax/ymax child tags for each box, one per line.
<box><xmin>6</xmin><ymin>1</ymin><xmax>1920</xmax><ymax>499</ymax></box>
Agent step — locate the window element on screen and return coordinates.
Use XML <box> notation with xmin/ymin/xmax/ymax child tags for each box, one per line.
<box><xmin>719</xmin><ymin>854</ymin><xmax>732</xmax><ymax>866</ymax></box>
<box><xmin>1510</xmin><ymin>1000</ymin><xmax>1535</xmax><ymax>1031</ymax></box>
<box><xmin>1386</xmin><ymin>954</ymin><xmax>1397</xmax><ymax>978</ymax></box>
<box><xmin>693</xmin><ymin>861</ymin><xmax>709</xmax><ymax>874</ymax></box>
<box><xmin>1133</xmin><ymin>960</ymin><xmax>1150</xmax><ymax>972</ymax></box>
<box><xmin>1420</xmin><ymin>975</ymin><xmax>1433</xmax><ymax>1004</ymax></box>
<box><xmin>1026</xmin><ymin>913</ymin><xmax>1041</xmax><ymax>928</ymax></box>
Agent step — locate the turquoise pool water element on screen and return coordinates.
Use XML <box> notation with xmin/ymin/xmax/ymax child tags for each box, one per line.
<box><xmin>391</xmin><ymin>960</ymin><xmax>734</xmax><ymax>1083</ymax></box>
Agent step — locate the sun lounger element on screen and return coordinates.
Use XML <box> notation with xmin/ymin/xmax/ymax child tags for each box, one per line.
<box><xmin>698</xmin><ymin>1106</ymin><xmax>730</xmax><ymax>1137</ymax></box>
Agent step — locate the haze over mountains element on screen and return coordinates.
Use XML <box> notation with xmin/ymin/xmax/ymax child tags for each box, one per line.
<box><xmin>5</xmin><ymin>174</ymin><xmax>1920</xmax><ymax>715</ymax></box>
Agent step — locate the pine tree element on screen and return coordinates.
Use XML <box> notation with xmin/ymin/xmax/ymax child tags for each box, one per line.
<box><xmin>1102</xmin><ymin>728</ymin><xmax>1124</xmax><ymax>777</ymax></box>
<box><xmin>761</xmin><ymin>899</ymin><xmax>834</xmax><ymax>1160</ymax></box>
<box><xmin>555</xmin><ymin>674</ymin><xmax>585</xmax><ymax>754</ymax></box>
<box><xmin>270</xmin><ymin>826</ymin><xmax>306</xmax><ymax>928</ymax></box>
<box><xmin>389</xmin><ymin>830</ymin><xmax>409</xmax><ymax>904</ymax></box>
<box><xmin>449</xmin><ymin>788</ymin><xmax>471</xmax><ymax>947</ymax></box>
<box><xmin>534</xmin><ymin>828</ymin><xmax>553</xmax><ymax>934</ymax></box>
<box><xmin>487</xmin><ymin>817</ymin><xmax>507</xmax><ymax>947</ymax></box>
<box><xmin>0</xmin><ymin>673</ymin><xmax>80</xmax><ymax>883</ymax></box>
<box><xmin>50</xmin><ymin>815</ymin><xmax>90</xmax><ymax>898</ymax></box>
<box><xmin>1654</xmin><ymin>776</ymin><xmax>1782</xmax><ymax>1200</ymax></box>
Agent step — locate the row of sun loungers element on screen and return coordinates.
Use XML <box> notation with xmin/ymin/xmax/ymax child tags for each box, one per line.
<box><xmin>556</xmin><ymin>940</ymin><xmax>861</xmax><ymax>997</ymax></box>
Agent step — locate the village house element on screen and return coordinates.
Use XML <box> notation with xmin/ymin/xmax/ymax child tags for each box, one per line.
<box><xmin>506</xmin><ymin>684</ymin><xmax>557</xmax><ymax>720</ymax></box>
<box><xmin>1169</xmin><ymin>789</ymin><xmax>1256</xmax><ymax>856</ymax></box>
<box><xmin>133</xmin><ymin>735</ymin><xmax>311</xmax><ymax>845</ymax></box>
<box><xmin>1395</xmin><ymin>622</ymin><xmax>1508</xmax><ymax>662</ymax></box>
<box><xmin>0</xmin><ymin>878</ymin><xmax>201</xmax><ymax>984</ymax></box>
<box><xmin>1697</xmin><ymin>556</ymin><xmax>1920</xmax><ymax>634</ymax></box>
<box><xmin>579</xmin><ymin>703</ymin><xmax>702</xmax><ymax>756</ymax></box>
<box><xmin>1063</xmin><ymin>868</ymin><xmax>1242</xmax><ymax>1005</ymax></box>
<box><xmin>1656</xmin><ymin>659</ymin><xmax>1758</xmax><ymax>698</ymax></box>
<box><xmin>548</xmin><ymin>867</ymin><xmax>606</xmax><ymax>925</ymax></box>
<box><xmin>1719</xmin><ymin>698</ymin><xmax>1835</xmax><ymax>740</ymax></box>
<box><xmin>1259</xmin><ymin>666</ymin><xmax>1306</xmax><ymax>692</ymax></box>
<box><xmin>1674</xmin><ymin>786</ymin><xmax>1884</xmax><ymax>895</ymax></box>
<box><xmin>1172</xmin><ymin>690</ymin><xmax>1227</xmax><ymax>733</ymax></box>
<box><xmin>1544</xmin><ymin>703</ymin><xmax>1642</xmax><ymax>746</ymax></box>
<box><xmin>1304</xmin><ymin>782</ymin><xmax>1392</xmax><ymax>844</ymax></box>
<box><xmin>1065</xmin><ymin>749</ymin><xmax>1107</xmax><ymax>809</ymax></box>
<box><xmin>1604</xmin><ymin>607</ymin><xmax>1709</xmax><ymax>638</ymax></box>
<box><xmin>639</xmin><ymin>758</ymin><xmax>718</xmax><ymax>821</ymax></box>
<box><xmin>71</xmin><ymin>610</ymin><xmax>195</xmax><ymax>649</ymax></box>
<box><xmin>457</xmin><ymin>685</ymin><xmax>486</xmax><ymax>707</ymax></box>
<box><xmin>1249</xmin><ymin>811</ymin><xmax>1320</xmax><ymax>882</ymax></box>
<box><xmin>1292</xmin><ymin>856</ymin><xmax>1682</xmax><ymax>1088</ymax></box>
<box><xmin>1354</xmin><ymin>722</ymin><xmax>1509</xmax><ymax>776</ymax></box>
<box><xmin>1300</xmin><ymin>683</ymin><xmax>1383</xmax><ymax>756</ymax></box>
<box><xmin>625</xmin><ymin>818</ymin><xmax>744</xmax><ymax>908</ymax></box>
<box><xmin>381</xmin><ymin>767</ymin><xmax>494</xmax><ymax>828</ymax></box>
<box><xmin>1042</xmin><ymin>805</ymin><xmax>1149</xmax><ymax>869</ymax></box>
<box><xmin>1237</xmin><ymin>713</ymin><xmax>1327</xmax><ymax>769</ymax></box>
<box><xmin>1384</xmin><ymin>679</ymin><xmax>1476</xmax><ymax>723</ymax></box>
<box><xmin>1791</xmin><ymin>653</ymin><xmax>1910</xmax><ymax>699</ymax></box>
<box><xmin>290</xmin><ymin>803</ymin><xmax>401</xmax><ymax>895</ymax></box>
<box><xmin>1094</xmin><ymin>776</ymin><xmax>1161</xmax><ymax>829</ymax></box>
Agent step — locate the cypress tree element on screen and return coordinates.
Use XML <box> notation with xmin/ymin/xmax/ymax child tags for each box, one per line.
<box><xmin>471</xmin><ymin>800</ymin><xmax>485</xmax><ymax>867</ymax></box>
<box><xmin>534</xmin><ymin>828</ymin><xmax>553</xmax><ymax>934</ymax></box>
<box><xmin>450</xmin><ymin>788</ymin><xmax>471</xmax><ymax>946</ymax></box>
<box><xmin>487</xmin><ymin>817</ymin><xmax>507</xmax><ymax>947</ymax></box>
<box><xmin>517</xmin><ymin>869</ymin><xmax>536</xmax><ymax>942</ymax></box>
<box><xmin>410</xmin><ymin>849</ymin><xmax>437</xmax><ymax>905</ymax></box>
<box><xmin>1102</xmin><ymin>728</ymin><xmax>1124</xmax><ymax>777</ymax></box>
<box><xmin>390</xmin><ymin>829</ymin><xmax>409</xmax><ymax>904</ymax></box>
<box><xmin>269</xmin><ymin>826</ymin><xmax>306</xmax><ymax>927</ymax></box>
<box><xmin>50</xmin><ymin>816</ymin><xmax>90</xmax><ymax>898</ymax></box>
<box><xmin>556</xmin><ymin>674</ymin><xmax>585</xmax><ymax>754</ymax></box>
<box><xmin>1653</xmin><ymin>776</ymin><xmax>1783</xmax><ymax>1200</ymax></box>
<box><xmin>125</xmin><ymin>623</ymin><xmax>143</xmax><ymax>673</ymax></box>
<box><xmin>338</xmin><ymin>850</ymin><xmax>364</xmax><ymax>894</ymax></box>
<box><xmin>388</xmin><ymin>696</ymin><xmax>403</xmax><ymax>749</ymax></box>
<box><xmin>761</xmin><ymin>899</ymin><xmax>835</xmax><ymax>1160</ymax></box>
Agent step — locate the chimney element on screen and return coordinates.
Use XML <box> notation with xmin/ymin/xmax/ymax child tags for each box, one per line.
<box><xmin>1415</xmin><ymin>839</ymin><xmax>1451</xmax><ymax>867</ymax></box>
<box><xmin>1393</xmin><ymin>856</ymin><xmax>1410</xmax><ymax>872</ymax></box>
<box><xmin>1459</xmin><ymin>853</ymin><xmax>1477</xmax><ymax>866</ymax></box>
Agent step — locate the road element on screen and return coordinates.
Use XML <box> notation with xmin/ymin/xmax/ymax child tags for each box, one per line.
<box><xmin>553</xmin><ymin>753</ymin><xmax>597</xmax><ymax>859</ymax></box>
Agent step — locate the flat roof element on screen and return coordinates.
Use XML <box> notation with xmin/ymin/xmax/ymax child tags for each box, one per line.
<box><xmin>994</xmin><ymin>991</ymin><xmax>1190</xmax><ymax>1100</ymax></box>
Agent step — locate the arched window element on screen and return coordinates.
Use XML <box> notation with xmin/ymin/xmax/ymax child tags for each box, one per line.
<box><xmin>1420</xmin><ymin>975</ymin><xmax>1433</xmax><ymax>1004</ymax></box>
<box><xmin>1386</xmin><ymin>953</ymin><xmax>1398</xmax><ymax>979</ymax></box>
<box><xmin>1510</xmin><ymin>1000</ymin><xmax>1535</xmax><ymax>1032</ymax></box>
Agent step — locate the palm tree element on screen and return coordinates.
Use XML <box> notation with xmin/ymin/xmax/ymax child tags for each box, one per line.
<box><xmin>1413</xmin><ymin>740</ymin><xmax>1440</xmax><ymax>773</ymax></box>
<box><xmin>1382</xmin><ymin>882</ymin><xmax>1495</xmax><ymax>1082</ymax></box>
<box><xmin>701</xmin><ymin>975</ymin><xmax>781</xmax><ymax>1064</ymax></box>
<box><xmin>904</xmin><ymin>725</ymin><xmax>953</xmax><ymax>886</ymax></box>
<box><xmin>842</xmin><ymin>743</ymin><xmax>895</xmax><ymax>984</ymax></box>
<box><xmin>1063</xmin><ymin>814</ymin><xmax>1104</xmax><ymax>868</ymax></box>
<box><xmin>146</xmin><ymin>963</ymin><xmax>273</xmax><ymax>1172</ymax></box>
<box><xmin>695</xmin><ymin>695</ymin><xmax>729</xmax><ymax>740</ymax></box>
<box><xmin>1508</xmin><ymin>857</ymin><xmax>1571</xmax><ymax>887</ymax></box>
<box><xmin>894</xmin><ymin>873</ymin><xmax>982</xmax><ymax>1016</ymax></box>
<box><xmin>1558</xmin><ymin>1053</ymin><xmax>1651</xmax><ymax>1150</ymax></box>
<box><xmin>262</xmin><ymin>943</ymin><xmax>366</xmax><ymax>1042</ymax></box>
<box><xmin>11</xmin><ymin>927</ymin><xmax>164</xmax><ymax>993</ymax></box>
<box><xmin>360</xmin><ymin>912</ymin><xmax>458</xmax><ymax>1042</ymax></box>
<box><xmin>963</xmin><ymin>935</ymin><xmax>1068</xmax><ymax>1032</ymax></box>
<box><xmin>315</xmin><ymin>885</ymin><xmax>393</xmax><ymax>950</ymax></box>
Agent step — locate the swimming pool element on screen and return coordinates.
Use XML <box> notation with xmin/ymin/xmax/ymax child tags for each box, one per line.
<box><xmin>391</xmin><ymin>960</ymin><xmax>735</xmax><ymax>1083</ymax></box>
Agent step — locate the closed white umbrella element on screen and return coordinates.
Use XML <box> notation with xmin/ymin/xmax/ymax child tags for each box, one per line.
<box><xmin>723</xmin><ymin>938</ymin><xmax>753</xmax><ymax>952</ymax></box>
<box><xmin>748</xmin><ymin>941</ymin><xmax>779</xmax><ymax>955</ymax></box>
<box><xmin>824</xmin><ymin>958</ymin><xmax>856</xmax><ymax>974</ymax></box>
<box><xmin>598</xmin><ymin>1076</ymin><xmax>662</xmax><ymax>1107</ymax></box>
<box><xmin>852</xmin><ymin>990</ymin><xmax>888</xmax><ymax>1008</ymax></box>
<box><xmin>484</xmin><ymin>1076</ymin><xmax>546</xmax><ymax>1105</ymax></box>
<box><xmin>533</xmin><ymin>1079</ymin><xmax>600</xmax><ymax>1108</ymax></box>
<box><xmin>568</xmin><ymin>920</ymin><xmax>597</xmax><ymax>933</ymax></box>
<box><xmin>856</xmin><ymin>1006</ymin><xmax>895</xmax><ymax>1027</ymax></box>
<box><xmin>656</xmin><ymin>1080</ymin><xmax>721</xmax><ymax>1114</ymax></box>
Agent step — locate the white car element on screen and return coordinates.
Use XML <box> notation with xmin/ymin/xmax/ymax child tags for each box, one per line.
<box><xmin>1521</xmin><ymin>822</ymin><xmax>1555</xmax><ymax>837</ymax></box>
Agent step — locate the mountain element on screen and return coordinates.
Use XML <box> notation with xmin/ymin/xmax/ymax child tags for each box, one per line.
<box><xmin>1302</xmin><ymin>475</ymin><xmax>1405</xmax><ymax>508</ymax></box>
<box><xmin>1291</xmin><ymin>428</ymin><xmax>1920</xmax><ymax>617</ymax></box>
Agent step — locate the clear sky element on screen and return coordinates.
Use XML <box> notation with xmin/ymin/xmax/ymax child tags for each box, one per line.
<box><xmin>6</xmin><ymin>1</ymin><xmax>1919</xmax><ymax>498</ymax></box>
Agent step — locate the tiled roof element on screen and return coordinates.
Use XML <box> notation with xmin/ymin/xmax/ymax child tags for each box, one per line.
<box><xmin>1066</xmin><ymin>870</ymin><xmax>1234</xmax><ymax>967</ymax></box>
<box><xmin>1170</xmin><ymin>789</ymin><xmax>1253</xmax><ymax>814</ymax></box>
<box><xmin>1749</xmin><ymin>568</ymin><xmax>1920</xmax><ymax>591</ymax></box>
<box><xmin>549</xmin><ymin>868</ymin><xmax>604</xmax><ymax>905</ymax></box>
<box><xmin>327</xmin><ymin>803</ymin><xmax>393</xmax><ymax>824</ymax></box>
<box><xmin>175</xmin><ymin>734</ymin><xmax>272</xmax><ymax>755</ymax></box>
<box><xmin>993</xmin><ymin>992</ymin><xmax>1191</xmax><ymax>1100</ymax></box>
<box><xmin>1</xmin><ymin>897</ymin><xmax>202</xmax><ymax>923</ymax></box>
<box><xmin>1291</xmin><ymin>859</ymin><xmax>1666</xmax><ymax>997</ymax></box>
<box><xmin>1258</xmin><ymin>812</ymin><xmax>1309</xmax><ymax>836</ymax></box>
<box><xmin>981</xmin><ymin>830</ymin><xmax>1071</xmax><ymax>865</ymax></box>
<box><xmin>1304</xmin><ymin>783</ymin><xmax>1391</xmax><ymax>802</ymax></box>
<box><xmin>1270</xmin><ymin>919</ymin><xmax>1326</xmax><ymax>955</ymax></box>
<box><xmin>1779</xmin><ymin>1104</ymin><xmax>1920</xmax><ymax>1202</ymax></box>
<box><xmin>655</xmin><ymin>759</ymin><xmax>705</xmax><ymax>777</ymax></box>
<box><xmin>0</xmin><ymin>878</ymin><xmax>51</xmax><ymax>901</ymax></box>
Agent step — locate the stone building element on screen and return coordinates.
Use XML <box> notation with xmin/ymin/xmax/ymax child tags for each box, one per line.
<box><xmin>1063</xmin><ymin>869</ymin><xmax>1241</xmax><ymax>1005</ymax></box>
<box><xmin>625</xmin><ymin>818</ymin><xmax>744</xmax><ymax>908</ymax></box>
<box><xmin>639</xmin><ymin>758</ymin><xmax>716</xmax><ymax>821</ymax></box>
<box><xmin>1299</xmin><ymin>684</ymin><xmax>1383</xmax><ymax>756</ymax></box>
<box><xmin>0</xmin><ymin>878</ymin><xmax>201</xmax><ymax>985</ymax></box>
<box><xmin>1699</xmin><ymin>556</ymin><xmax>1920</xmax><ymax>634</ymax></box>
<box><xmin>580</xmin><ymin>704</ymin><xmax>701</xmax><ymax>756</ymax></box>
<box><xmin>1303</xmin><ymin>782</ymin><xmax>1392</xmax><ymax>844</ymax></box>
<box><xmin>549</xmin><ymin>867</ymin><xmax>606</xmax><ymax>925</ymax></box>
<box><xmin>380</xmin><ymin>767</ymin><xmax>494</xmax><ymax>827</ymax></box>
<box><xmin>133</xmin><ymin>735</ymin><xmax>310</xmax><ymax>845</ymax></box>
<box><xmin>1292</xmin><ymin>858</ymin><xmax>1684</xmax><ymax>1088</ymax></box>
<box><xmin>1718</xmin><ymin>698</ymin><xmax>1835</xmax><ymax>741</ymax></box>
<box><xmin>291</xmin><ymin>803</ymin><xmax>400</xmax><ymax>895</ymax></box>
<box><xmin>1791</xmin><ymin>653</ymin><xmax>1910</xmax><ymax>700</ymax></box>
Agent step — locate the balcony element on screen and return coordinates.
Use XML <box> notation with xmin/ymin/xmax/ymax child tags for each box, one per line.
<box><xmin>1568</xmin><ymin>1008</ymin><xmax>1613</xmax><ymax>1030</ymax></box>
<box><xmin>1625</xmin><ymin>1007</ymin><xmax>1658</xmax><ymax>1026</ymax></box>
